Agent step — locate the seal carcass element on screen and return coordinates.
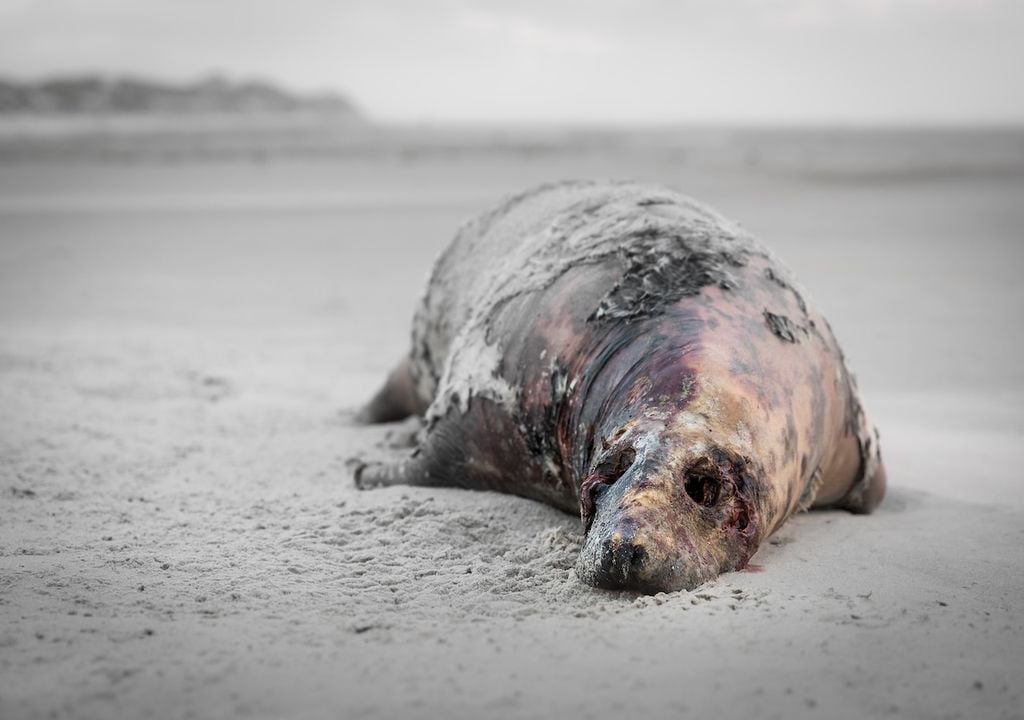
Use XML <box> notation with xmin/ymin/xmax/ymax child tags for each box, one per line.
<box><xmin>354</xmin><ymin>180</ymin><xmax>886</xmax><ymax>593</ymax></box>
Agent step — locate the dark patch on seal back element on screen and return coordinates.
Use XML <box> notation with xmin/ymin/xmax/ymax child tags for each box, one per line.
<box><xmin>589</xmin><ymin>229</ymin><xmax>749</xmax><ymax>324</ymax></box>
<box><xmin>763</xmin><ymin>310</ymin><xmax>802</xmax><ymax>343</ymax></box>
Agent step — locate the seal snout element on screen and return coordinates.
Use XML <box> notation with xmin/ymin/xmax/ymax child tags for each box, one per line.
<box><xmin>575</xmin><ymin>449</ymin><xmax>729</xmax><ymax>593</ymax></box>
<box><xmin>592</xmin><ymin>528</ymin><xmax>650</xmax><ymax>589</ymax></box>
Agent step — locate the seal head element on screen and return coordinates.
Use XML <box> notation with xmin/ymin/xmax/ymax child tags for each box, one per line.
<box><xmin>574</xmin><ymin>379</ymin><xmax>766</xmax><ymax>593</ymax></box>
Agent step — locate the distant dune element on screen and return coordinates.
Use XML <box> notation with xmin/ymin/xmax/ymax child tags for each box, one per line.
<box><xmin>0</xmin><ymin>74</ymin><xmax>362</xmax><ymax>118</ymax></box>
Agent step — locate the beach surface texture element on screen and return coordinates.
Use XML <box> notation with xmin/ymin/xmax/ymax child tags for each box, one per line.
<box><xmin>2</xmin><ymin>130</ymin><xmax>1022</xmax><ymax>719</ymax></box>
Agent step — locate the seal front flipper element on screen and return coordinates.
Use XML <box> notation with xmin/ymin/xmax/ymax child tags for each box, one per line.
<box><xmin>355</xmin><ymin>358</ymin><xmax>424</xmax><ymax>424</ymax></box>
<box><xmin>352</xmin><ymin>454</ymin><xmax>432</xmax><ymax>489</ymax></box>
<box><xmin>354</xmin><ymin>396</ymin><xmax>575</xmax><ymax>513</ymax></box>
<box><xmin>810</xmin><ymin>388</ymin><xmax>887</xmax><ymax>515</ymax></box>
<box><xmin>350</xmin><ymin>409</ymin><xmax>473</xmax><ymax>491</ymax></box>
<box><xmin>836</xmin><ymin>428</ymin><xmax>887</xmax><ymax>515</ymax></box>
<box><xmin>843</xmin><ymin>459</ymin><xmax>887</xmax><ymax>515</ymax></box>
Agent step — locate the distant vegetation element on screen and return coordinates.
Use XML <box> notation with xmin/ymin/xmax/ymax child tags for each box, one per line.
<box><xmin>0</xmin><ymin>74</ymin><xmax>362</xmax><ymax>117</ymax></box>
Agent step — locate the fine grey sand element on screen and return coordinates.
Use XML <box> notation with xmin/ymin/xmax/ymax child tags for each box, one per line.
<box><xmin>2</xmin><ymin>130</ymin><xmax>1023</xmax><ymax>719</ymax></box>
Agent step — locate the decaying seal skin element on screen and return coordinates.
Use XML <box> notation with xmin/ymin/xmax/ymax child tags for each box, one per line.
<box><xmin>354</xmin><ymin>180</ymin><xmax>886</xmax><ymax>594</ymax></box>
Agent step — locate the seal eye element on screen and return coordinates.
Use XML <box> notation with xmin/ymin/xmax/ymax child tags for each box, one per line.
<box><xmin>596</xmin><ymin>447</ymin><xmax>636</xmax><ymax>480</ymax></box>
<box><xmin>580</xmin><ymin>447</ymin><xmax>638</xmax><ymax>527</ymax></box>
<box><xmin>684</xmin><ymin>468</ymin><xmax>721</xmax><ymax>506</ymax></box>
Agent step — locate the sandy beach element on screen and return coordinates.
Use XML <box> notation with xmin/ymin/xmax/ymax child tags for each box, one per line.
<box><xmin>1</xmin><ymin>131</ymin><xmax>1023</xmax><ymax>719</ymax></box>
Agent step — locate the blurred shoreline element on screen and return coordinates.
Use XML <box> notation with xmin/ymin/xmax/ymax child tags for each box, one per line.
<box><xmin>1</xmin><ymin>116</ymin><xmax>1022</xmax><ymax>184</ymax></box>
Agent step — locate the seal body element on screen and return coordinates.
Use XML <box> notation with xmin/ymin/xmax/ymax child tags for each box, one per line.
<box><xmin>356</xmin><ymin>180</ymin><xmax>886</xmax><ymax>593</ymax></box>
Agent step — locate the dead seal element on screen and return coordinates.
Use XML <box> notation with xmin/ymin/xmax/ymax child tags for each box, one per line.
<box><xmin>354</xmin><ymin>180</ymin><xmax>886</xmax><ymax>593</ymax></box>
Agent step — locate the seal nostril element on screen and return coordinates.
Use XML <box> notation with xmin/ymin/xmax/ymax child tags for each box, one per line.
<box><xmin>685</xmin><ymin>470</ymin><xmax>721</xmax><ymax>506</ymax></box>
<box><xmin>594</xmin><ymin>534</ymin><xmax>648</xmax><ymax>586</ymax></box>
<box><xmin>627</xmin><ymin>543</ymin><xmax>647</xmax><ymax>572</ymax></box>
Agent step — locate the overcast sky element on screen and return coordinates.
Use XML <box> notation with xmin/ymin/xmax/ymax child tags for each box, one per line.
<box><xmin>0</xmin><ymin>0</ymin><xmax>1020</xmax><ymax>124</ymax></box>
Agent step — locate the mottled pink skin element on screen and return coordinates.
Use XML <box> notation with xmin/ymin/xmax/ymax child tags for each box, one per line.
<box><xmin>356</xmin><ymin>181</ymin><xmax>885</xmax><ymax>593</ymax></box>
